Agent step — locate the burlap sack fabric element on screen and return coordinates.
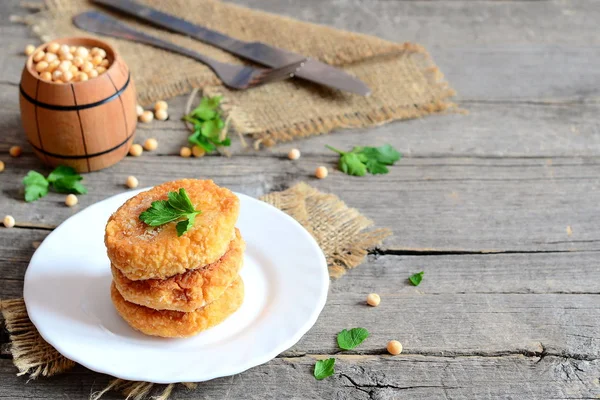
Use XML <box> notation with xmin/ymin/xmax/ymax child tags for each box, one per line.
<box><xmin>1</xmin><ymin>183</ymin><xmax>391</xmax><ymax>399</ymax></box>
<box><xmin>24</xmin><ymin>0</ymin><xmax>456</xmax><ymax>144</ymax></box>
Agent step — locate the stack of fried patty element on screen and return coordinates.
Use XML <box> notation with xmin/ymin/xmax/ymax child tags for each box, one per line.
<box><xmin>105</xmin><ymin>179</ymin><xmax>244</xmax><ymax>338</ymax></box>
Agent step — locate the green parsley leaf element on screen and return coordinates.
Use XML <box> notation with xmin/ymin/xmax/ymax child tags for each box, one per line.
<box><xmin>313</xmin><ymin>358</ymin><xmax>335</xmax><ymax>380</ymax></box>
<box><xmin>184</xmin><ymin>96</ymin><xmax>229</xmax><ymax>154</ymax></box>
<box><xmin>167</xmin><ymin>188</ymin><xmax>196</xmax><ymax>213</ymax></box>
<box><xmin>337</xmin><ymin>328</ymin><xmax>370</xmax><ymax>350</ymax></box>
<box><xmin>46</xmin><ymin>165</ymin><xmax>78</xmax><ymax>183</ymax></box>
<box><xmin>22</xmin><ymin>166</ymin><xmax>88</xmax><ymax>202</ymax></box>
<box><xmin>52</xmin><ymin>175</ymin><xmax>88</xmax><ymax>194</ymax></box>
<box><xmin>139</xmin><ymin>188</ymin><xmax>202</xmax><ymax>236</ymax></box>
<box><xmin>201</xmin><ymin>119</ymin><xmax>222</xmax><ymax>139</ymax></box>
<box><xmin>409</xmin><ymin>271</ymin><xmax>424</xmax><ymax>286</ymax></box>
<box><xmin>326</xmin><ymin>144</ymin><xmax>401</xmax><ymax>176</ymax></box>
<box><xmin>139</xmin><ymin>200</ymin><xmax>182</xmax><ymax>226</ymax></box>
<box><xmin>339</xmin><ymin>153</ymin><xmax>367</xmax><ymax>176</ymax></box>
<box><xmin>23</xmin><ymin>171</ymin><xmax>49</xmax><ymax>202</ymax></box>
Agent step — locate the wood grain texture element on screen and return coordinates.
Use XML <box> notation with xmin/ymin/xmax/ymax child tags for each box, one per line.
<box><xmin>0</xmin><ymin>356</ymin><xmax>598</xmax><ymax>400</ymax></box>
<box><xmin>1</xmin><ymin>155</ymin><xmax>599</xmax><ymax>252</ymax></box>
<box><xmin>2</xmin><ymin>0</ymin><xmax>600</xmax><ymax>399</ymax></box>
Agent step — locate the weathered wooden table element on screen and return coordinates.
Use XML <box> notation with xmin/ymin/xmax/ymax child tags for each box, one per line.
<box><xmin>1</xmin><ymin>1</ymin><xmax>599</xmax><ymax>399</ymax></box>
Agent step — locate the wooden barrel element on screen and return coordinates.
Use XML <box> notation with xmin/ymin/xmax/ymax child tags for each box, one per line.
<box><xmin>19</xmin><ymin>37</ymin><xmax>137</xmax><ymax>173</ymax></box>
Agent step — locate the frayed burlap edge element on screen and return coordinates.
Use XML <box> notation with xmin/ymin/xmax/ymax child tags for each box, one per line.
<box><xmin>0</xmin><ymin>299</ymin><xmax>75</xmax><ymax>379</ymax></box>
<box><xmin>261</xmin><ymin>182</ymin><xmax>392</xmax><ymax>278</ymax></box>
<box><xmin>0</xmin><ymin>183</ymin><xmax>391</xmax><ymax>398</ymax></box>
<box><xmin>204</xmin><ymin>44</ymin><xmax>458</xmax><ymax>146</ymax></box>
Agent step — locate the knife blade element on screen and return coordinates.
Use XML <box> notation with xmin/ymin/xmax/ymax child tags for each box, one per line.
<box><xmin>92</xmin><ymin>0</ymin><xmax>371</xmax><ymax>96</ymax></box>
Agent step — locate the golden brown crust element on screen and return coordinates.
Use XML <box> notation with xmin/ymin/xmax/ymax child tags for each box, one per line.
<box><xmin>112</xmin><ymin>229</ymin><xmax>245</xmax><ymax>312</ymax></box>
<box><xmin>111</xmin><ymin>278</ymin><xmax>244</xmax><ymax>338</ymax></box>
<box><xmin>105</xmin><ymin>179</ymin><xmax>239</xmax><ymax>280</ymax></box>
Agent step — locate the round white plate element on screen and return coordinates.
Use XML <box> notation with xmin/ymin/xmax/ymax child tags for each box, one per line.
<box><xmin>24</xmin><ymin>189</ymin><xmax>328</xmax><ymax>384</ymax></box>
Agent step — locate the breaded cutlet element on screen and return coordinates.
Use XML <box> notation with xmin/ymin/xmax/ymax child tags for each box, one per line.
<box><xmin>112</xmin><ymin>228</ymin><xmax>245</xmax><ymax>312</ymax></box>
<box><xmin>105</xmin><ymin>179</ymin><xmax>239</xmax><ymax>280</ymax></box>
<box><xmin>111</xmin><ymin>278</ymin><xmax>244</xmax><ymax>338</ymax></box>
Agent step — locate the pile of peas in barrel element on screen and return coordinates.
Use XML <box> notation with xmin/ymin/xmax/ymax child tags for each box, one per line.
<box><xmin>28</xmin><ymin>42</ymin><xmax>111</xmax><ymax>83</ymax></box>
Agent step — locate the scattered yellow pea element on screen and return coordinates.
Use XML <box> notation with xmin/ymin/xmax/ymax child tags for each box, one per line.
<box><xmin>44</xmin><ymin>52</ymin><xmax>58</xmax><ymax>63</ymax></box>
<box><xmin>139</xmin><ymin>110</ymin><xmax>154</xmax><ymax>123</ymax></box>
<box><xmin>75</xmin><ymin>46</ymin><xmax>89</xmax><ymax>59</ymax></box>
<box><xmin>90</xmin><ymin>47</ymin><xmax>101</xmax><ymax>56</ymax></box>
<box><xmin>367</xmin><ymin>293</ymin><xmax>381</xmax><ymax>307</ymax></box>
<box><xmin>288</xmin><ymin>148</ymin><xmax>300</xmax><ymax>160</ymax></box>
<box><xmin>46</xmin><ymin>42</ymin><xmax>60</xmax><ymax>54</ymax></box>
<box><xmin>0</xmin><ymin>160</ymin><xmax>4</xmax><ymax>172</ymax></box>
<box><xmin>46</xmin><ymin>59</ymin><xmax>60</xmax><ymax>73</ymax></box>
<box><xmin>136</xmin><ymin>105</ymin><xmax>144</xmax><ymax>117</ymax></box>
<box><xmin>129</xmin><ymin>144</ymin><xmax>143</xmax><ymax>157</ymax></box>
<box><xmin>3</xmin><ymin>215</ymin><xmax>15</xmax><ymax>228</ymax></box>
<box><xmin>69</xmin><ymin>46</ymin><xmax>77</xmax><ymax>54</ymax></box>
<box><xmin>62</xmin><ymin>70</ymin><xmax>73</xmax><ymax>82</ymax></box>
<box><xmin>59</xmin><ymin>44</ymin><xmax>70</xmax><ymax>56</ymax></box>
<box><xmin>52</xmin><ymin>70</ymin><xmax>63</xmax><ymax>81</ymax></box>
<box><xmin>315</xmin><ymin>166</ymin><xmax>328</xmax><ymax>179</ymax></box>
<box><xmin>88</xmin><ymin>69</ymin><xmax>98</xmax><ymax>78</ymax></box>
<box><xmin>96</xmin><ymin>66</ymin><xmax>106</xmax><ymax>75</ymax></box>
<box><xmin>100</xmin><ymin>59</ymin><xmax>109</xmax><ymax>67</ymax></box>
<box><xmin>32</xmin><ymin>51</ymin><xmax>45</xmax><ymax>62</ymax></box>
<box><xmin>72</xmin><ymin>56</ymin><xmax>84</xmax><ymax>67</ymax></box>
<box><xmin>25</xmin><ymin>44</ymin><xmax>36</xmax><ymax>56</ymax></box>
<box><xmin>143</xmin><ymin>138</ymin><xmax>158</xmax><ymax>151</ymax></box>
<box><xmin>81</xmin><ymin>61</ymin><xmax>93</xmax><ymax>73</ymax></box>
<box><xmin>387</xmin><ymin>340</ymin><xmax>402</xmax><ymax>355</ymax></box>
<box><xmin>77</xmin><ymin>72</ymin><xmax>89</xmax><ymax>82</ymax></box>
<box><xmin>58</xmin><ymin>60</ymin><xmax>72</xmax><ymax>72</ymax></box>
<box><xmin>154</xmin><ymin>100</ymin><xmax>168</xmax><ymax>111</ymax></box>
<box><xmin>59</xmin><ymin>52</ymin><xmax>74</xmax><ymax>62</ymax></box>
<box><xmin>180</xmin><ymin>147</ymin><xmax>192</xmax><ymax>158</ymax></box>
<box><xmin>54</xmin><ymin>79</ymin><xmax>64</xmax><ymax>84</ymax></box>
<box><xmin>155</xmin><ymin>109</ymin><xmax>168</xmax><ymax>121</ymax></box>
<box><xmin>65</xmin><ymin>194</ymin><xmax>78</xmax><ymax>207</ymax></box>
<box><xmin>39</xmin><ymin>71</ymin><xmax>52</xmax><ymax>81</ymax></box>
<box><xmin>192</xmin><ymin>145</ymin><xmax>205</xmax><ymax>158</ymax></box>
<box><xmin>126</xmin><ymin>175</ymin><xmax>139</xmax><ymax>189</ymax></box>
<box><xmin>35</xmin><ymin>61</ymin><xmax>48</xmax><ymax>73</ymax></box>
<box><xmin>69</xmin><ymin>65</ymin><xmax>79</xmax><ymax>75</ymax></box>
<box><xmin>9</xmin><ymin>146</ymin><xmax>22</xmax><ymax>157</ymax></box>
<box><xmin>91</xmin><ymin>55</ymin><xmax>103</xmax><ymax>66</ymax></box>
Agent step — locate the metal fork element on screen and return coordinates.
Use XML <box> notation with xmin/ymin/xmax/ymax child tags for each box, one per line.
<box><xmin>73</xmin><ymin>11</ymin><xmax>305</xmax><ymax>90</ymax></box>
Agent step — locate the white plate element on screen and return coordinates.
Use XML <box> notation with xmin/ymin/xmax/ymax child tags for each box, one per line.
<box><xmin>24</xmin><ymin>189</ymin><xmax>328</xmax><ymax>384</ymax></box>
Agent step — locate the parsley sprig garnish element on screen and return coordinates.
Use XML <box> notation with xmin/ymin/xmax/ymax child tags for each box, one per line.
<box><xmin>337</xmin><ymin>327</ymin><xmax>370</xmax><ymax>350</ymax></box>
<box><xmin>409</xmin><ymin>271</ymin><xmax>424</xmax><ymax>286</ymax></box>
<box><xmin>23</xmin><ymin>165</ymin><xmax>87</xmax><ymax>202</ymax></box>
<box><xmin>326</xmin><ymin>144</ymin><xmax>401</xmax><ymax>176</ymax></box>
<box><xmin>139</xmin><ymin>188</ymin><xmax>202</xmax><ymax>236</ymax></box>
<box><xmin>183</xmin><ymin>96</ymin><xmax>230</xmax><ymax>153</ymax></box>
<box><xmin>313</xmin><ymin>358</ymin><xmax>335</xmax><ymax>380</ymax></box>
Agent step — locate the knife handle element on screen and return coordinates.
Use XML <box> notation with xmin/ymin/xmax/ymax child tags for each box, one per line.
<box><xmin>92</xmin><ymin>0</ymin><xmax>245</xmax><ymax>50</ymax></box>
<box><xmin>73</xmin><ymin>12</ymin><xmax>230</xmax><ymax>72</ymax></box>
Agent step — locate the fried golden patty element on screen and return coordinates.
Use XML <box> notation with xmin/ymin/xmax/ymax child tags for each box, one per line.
<box><xmin>112</xmin><ymin>229</ymin><xmax>245</xmax><ymax>312</ymax></box>
<box><xmin>111</xmin><ymin>277</ymin><xmax>244</xmax><ymax>338</ymax></box>
<box><xmin>105</xmin><ymin>179</ymin><xmax>239</xmax><ymax>280</ymax></box>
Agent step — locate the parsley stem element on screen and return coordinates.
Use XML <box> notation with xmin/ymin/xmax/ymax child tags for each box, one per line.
<box><xmin>325</xmin><ymin>145</ymin><xmax>345</xmax><ymax>155</ymax></box>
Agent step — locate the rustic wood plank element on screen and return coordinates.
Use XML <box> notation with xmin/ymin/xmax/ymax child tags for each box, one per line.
<box><xmin>6</xmin><ymin>93</ymin><xmax>600</xmax><ymax>158</ymax></box>
<box><xmin>0</xmin><ymin>356</ymin><xmax>598</xmax><ymax>400</ymax></box>
<box><xmin>3</xmin><ymin>229</ymin><xmax>598</xmax><ymax>295</ymax></box>
<box><xmin>2</xmin><ymin>2</ymin><xmax>600</xmax><ymax>103</ymax></box>
<box><xmin>1</xmin><ymin>155</ymin><xmax>599</xmax><ymax>252</ymax></box>
<box><xmin>2</xmin><ymin>233</ymin><xmax>599</xmax><ymax>358</ymax></box>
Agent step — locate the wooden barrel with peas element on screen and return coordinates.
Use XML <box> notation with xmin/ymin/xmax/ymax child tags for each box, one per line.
<box><xmin>19</xmin><ymin>37</ymin><xmax>137</xmax><ymax>173</ymax></box>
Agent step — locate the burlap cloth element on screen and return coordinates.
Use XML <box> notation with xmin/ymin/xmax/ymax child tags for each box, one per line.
<box><xmin>1</xmin><ymin>183</ymin><xmax>391</xmax><ymax>399</ymax></box>
<box><xmin>20</xmin><ymin>0</ymin><xmax>456</xmax><ymax>145</ymax></box>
